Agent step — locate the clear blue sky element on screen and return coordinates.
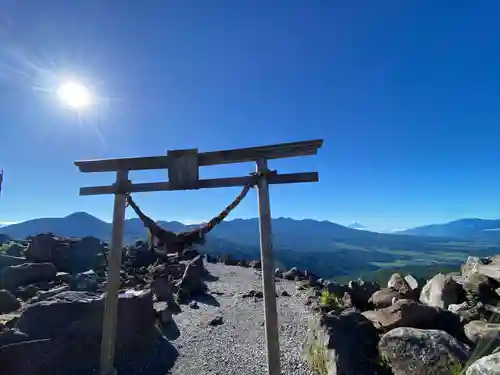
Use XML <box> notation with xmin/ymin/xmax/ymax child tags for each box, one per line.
<box><xmin>0</xmin><ymin>0</ymin><xmax>499</xmax><ymax>230</ymax></box>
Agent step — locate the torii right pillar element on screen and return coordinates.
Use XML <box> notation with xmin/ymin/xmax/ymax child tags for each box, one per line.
<box><xmin>256</xmin><ymin>159</ymin><xmax>281</xmax><ymax>375</ymax></box>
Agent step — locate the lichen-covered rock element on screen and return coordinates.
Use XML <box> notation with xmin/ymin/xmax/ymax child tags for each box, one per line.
<box><xmin>420</xmin><ymin>273</ymin><xmax>463</xmax><ymax>309</ymax></box>
<box><xmin>466</xmin><ymin>352</ymin><xmax>500</xmax><ymax>375</ymax></box>
<box><xmin>0</xmin><ymin>241</ymin><xmax>27</xmax><ymax>257</ymax></box>
<box><xmin>379</xmin><ymin>327</ymin><xmax>469</xmax><ymax>375</ymax></box>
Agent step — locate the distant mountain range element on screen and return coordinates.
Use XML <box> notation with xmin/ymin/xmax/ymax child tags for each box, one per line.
<box><xmin>398</xmin><ymin>218</ymin><xmax>500</xmax><ymax>241</ymax></box>
<box><xmin>1</xmin><ymin>213</ymin><xmax>499</xmax><ymax>278</ymax></box>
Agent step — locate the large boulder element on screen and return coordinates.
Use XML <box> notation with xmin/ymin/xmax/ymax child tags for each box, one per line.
<box><xmin>0</xmin><ymin>290</ymin><xmax>160</xmax><ymax>375</ymax></box>
<box><xmin>466</xmin><ymin>352</ymin><xmax>500</xmax><ymax>375</ymax></box>
<box><xmin>302</xmin><ymin>310</ymin><xmax>383</xmax><ymax>375</ymax></box>
<box><xmin>387</xmin><ymin>273</ymin><xmax>412</xmax><ymax>294</ymax></box>
<box><xmin>347</xmin><ymin>279</ymin><xmax>379</xmax><ymax>310</ymax></box>
<box><xmin>0</xmin><ymin>328</ymin><xmax>29</xmax><ymax>346</ymax></box>
<box><xmin>0</xmin><ymin>255</ymin><xmax>27</xmax><ymax>270</ymax></box>
<box><xmin>404</xmin><ymin>274</ymin><xmax>421</xmax><ymax>291</ymax></box>
<box><xmin>217</xmin><ymin>254</ymin><xmax>238</xmax><ymax>266</ymax></box>
<box><xmin>0</xmin><ymin>234</ymin><xmax>11</xmax><ymax>246</ymax></box>
<box><xmin>249</xmin><ymin>260</ymin><xmax>261</xmax><ymax>269</ymax></box>
<box><xmin>0</xmin><ymin>263</ymin><xmax>57</xmax><ymax>291</ymax></box>
<box><xmin>379</xmin><ymin>327</ymin><xmax>470</xmax><ymax>375</ymax></box>
<box><xmin>369</xmin><ymin>288</ymin><xmax>411</xmax><ymax>308</ymax></box>
<box><xmin>462</xmin><ymin>256</ymin><xmax>500</xmax><ymax>292</ymax></box>
<box><xmin>464</xmin><ymin>320</ymin><xmax>500</xmax><ymax>353</ymax></box>
<box><xmin>283</xmin><ymin>267</ymin><xmax>303</xmax><ymax>281</ymax></box>
<box><xmin>176</xmin><ymin>255</ymin><xmax>206</xmax><ymax>301</ymax></box>
<box><xmin>125</xmin><ymin>241</ymin><xmax>157</xmax><ymax>269</ymax></box>
<box><xmin>25</xmin><ymin>233</ymin><xmax>107</xmax><ymax>273</ymax></box>
<box><xmin>420</xmin><ymin>273</ymin><xmax>463</xmax><ymax>309</ymax></box>
<box><xmin>0</xmin><ymin>290</ymin><xmax>20</xmax><ymax>313</ymax></box>
<box><xmin>70</xmin><ymin>270</ymin><xmax>99</xmax><ymax>292</ymax></box>
<box><xmin>362</xmin><ymin>299</ymin><xmax>441</xmax><ymax>331</ymax></box>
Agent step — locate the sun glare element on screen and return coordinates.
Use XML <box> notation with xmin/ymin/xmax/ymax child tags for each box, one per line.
<box><xmin>57</xmin><ymin>81</ymin><xmax>92</xmax><ymax>109</ymax></box>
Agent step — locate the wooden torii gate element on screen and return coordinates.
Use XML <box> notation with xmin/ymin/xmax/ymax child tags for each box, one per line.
<box><xmin>74</xmin><ymin>139</ymin><xmax>323</xmax><ymax>375</ymax></box>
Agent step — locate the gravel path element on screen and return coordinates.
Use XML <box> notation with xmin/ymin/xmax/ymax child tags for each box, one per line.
<box><xmin>168</xmin><ymin>262</ymin><xmax>314</xmax><ymax>375</ymax></box>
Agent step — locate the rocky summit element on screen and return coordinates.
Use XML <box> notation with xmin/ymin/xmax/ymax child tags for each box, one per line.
<box><xmin>0</xmin><ymin>232</ymin><xmax>499</xmax><ymax>374</ymax></box>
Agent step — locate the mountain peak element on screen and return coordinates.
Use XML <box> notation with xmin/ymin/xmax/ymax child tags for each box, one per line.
<box><xmin>348</xmin><ymin>222</ymin><xmax>367</xmax><ymax>230</ymax></box>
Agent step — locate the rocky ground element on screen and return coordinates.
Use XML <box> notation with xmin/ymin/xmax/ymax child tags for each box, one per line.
<box><xmin>0</xmin><ymin>232</ymin><xmax>499</xmax><ymax>375</ymax></box>
<box><xmin>169</xmin><ymin>263</ymin><xmax>313</xmax><ymax>375</ymax></box>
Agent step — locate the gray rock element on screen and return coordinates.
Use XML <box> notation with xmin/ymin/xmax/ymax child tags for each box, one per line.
<box><xmin>154</xmin><ymin>301</ymin><xmax>174</xmax><ymax>326</ymax></box>
<box><xmin>3</xmin><ymin>290</ymin><xmax>160</xmax><ymax>374</ymax></box>
<box><xmin>404</xmin><ymin>274</ymin><xmax>420</xmax><ymax>290</ymax></box>
<box><xmin>302</xmin><ymin>310</ymin><xmax>382</xmax><ymax>375</ymax></box>
<box><xmin>379</xmin><ymin>327</ymin><xmax>470</xmax><ymax>375</ymax></box>
<box><xmin>0</xmin><ymin>290</ymin><xmax>20</xmax><ymax>314</ymax></box>
<box><xmin>274</xmin><ymin>268</ymin><xmax>283</xmax><ymax>278</ymax></box>
<box><xmin>0</xmin><ymin>255</ymin><xmax>28</xmax><ymax>271</ymax></box>
<box><xmin>0</xmin><ymin>263</ymin><xmax>57</xmax><ymax>291</ymax></box>
<box><xmin>362</xmin><ymin>299</ymin><xmax>440</xmax><ymax>331</ymax></box>
<box><xmin>464</xmin><ymin>320</ymin><xmax>500</xmax><ymax>354</ymax></box>
<box><xmin>419</xmin><ymin>273</ymin><xmax>462</xmax><ymax>309</ymax></box>
<box><xmin>152</xmin><ymin>276</ymin><xmax>174</xmax><ymax>302</ymax></box>
<box><xmin>388</xmin><ymin>273</ymin><xmax>411</xmax><ymax>294</ymax></box>
<box><xmin>25</xmin><ymin>233</ymin><xmax>107</xmax><ymax>273</ymax></box>
<box><xmin>71</xmin><ymin>270</ymin><xmax>99</xmax><ymax>292</ymax></box>
<box><xmin>369</xmin><ymin>288</ymin><xmax>410</xmax><ymax>308</ymax></box>
<box><xmin>448</xmin><ymin>302</ymin><xmax>469</xmax><ymax>313</ymax></box>
<box><xmin>209</xmin><ymin>315</ymin><xmax>223</xmax><ymax>326</ymax></box>
<box><xmin>0</xmin><ymin>328</ymin><xmax>29</xmax><ymax>347</ymax></box>
<box><xmin>466</xmin><ymin>352</ymin><xmax>500</xmax><ymax>375</ymax></box>
<box><xmin>30</xmin><ymin>285</ymin><xmax>69</xmax><ymax>303</ymax></box>
<box><xmin>249</xmin><ymin>260</ymin><xmax>261</xmax><ymax>269</ymax></box>
<box><xmin>347</xmin><ymin>279</ymin><xmax>380</xmax><ymax>309</ymax></box>
<box><xmin>462</xmin><ymin>256</ymin><xmax>500</xmax><ymax>292</ymax></box>
<box><xmin>283</xmin><ymin>267</ymin><xmax>302</xmax><ymax>281</ymax></box>
<box><xmin>176</xmin><ymin>255</ymin><xmax>206</xmax><ymax>300</ymax></box>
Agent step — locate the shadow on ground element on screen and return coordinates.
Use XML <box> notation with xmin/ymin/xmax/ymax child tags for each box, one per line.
<box><xmin>161</xmin><ymin>321</ymin><xmax>181</xmax><ymax>341</ymax></box>
<box><xmin>62</xmin><ymin>335</ymin><xmax>179</xmax><ymax>375</ymax></box>
<box><xmin>202</xmin><ymin>270</ymin><xmax>219</xmax><ymax>282</ymax></box>
<box><xmin>191</xmin><ymin>293</ymin><xmax>220</xmax><ymax>307</ymax></box>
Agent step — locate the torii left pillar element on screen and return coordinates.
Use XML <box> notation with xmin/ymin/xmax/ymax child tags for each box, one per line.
<box><xmin>100</xmin><ymin>170</ymin><xmax>129</xmax><ymax>375</ymax></box>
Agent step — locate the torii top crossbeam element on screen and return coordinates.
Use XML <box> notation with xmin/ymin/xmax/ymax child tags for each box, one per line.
<box><xmin>75</xmin><ymin>139</ymin><xmax>323</xmax><ymax>173</ymax></box>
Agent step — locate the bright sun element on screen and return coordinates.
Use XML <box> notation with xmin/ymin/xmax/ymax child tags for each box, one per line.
<box><xmin>57</xmin><ymin>81</ymin><xmax>92</xmax><ymax>109</ymax></box>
